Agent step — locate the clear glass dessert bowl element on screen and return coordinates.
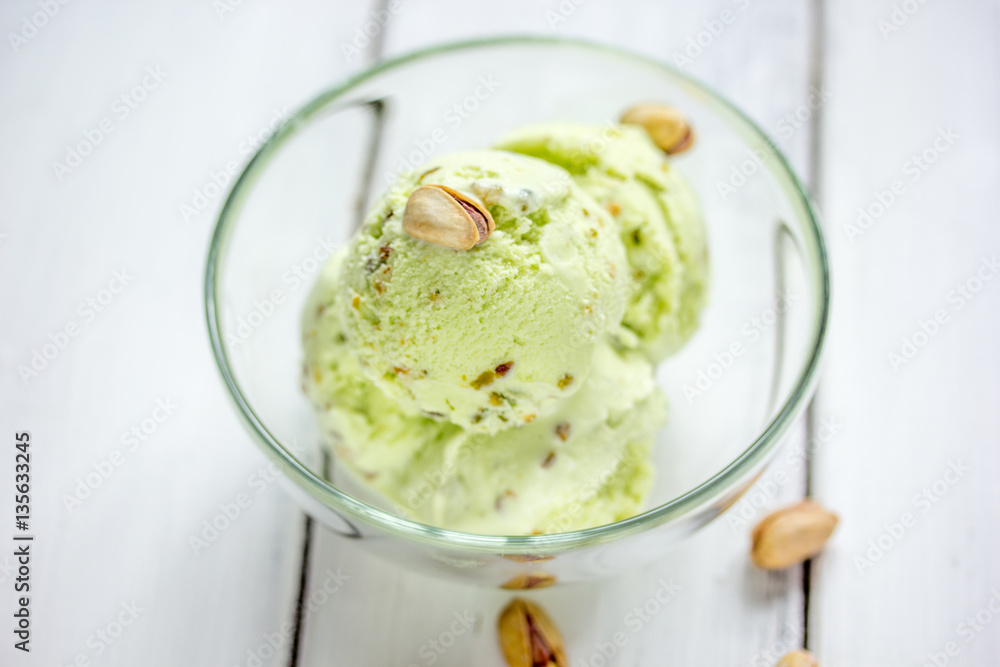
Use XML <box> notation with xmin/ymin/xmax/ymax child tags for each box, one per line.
<box><xmin>205</xmin><ymin>37</ymin><xmax>829</xmax><ymax>584</ymax></box>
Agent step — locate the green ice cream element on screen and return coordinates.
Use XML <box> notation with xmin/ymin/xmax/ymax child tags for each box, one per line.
<box><xmin>302</xmin><ymin>122</ymin><xmax>707</xmax><ymax>535</ymax></box>
<box><xmin>303</xmin><ymin>251</ymin><xmax>664</xmax><ymax>535</ymax></box>
<box><xmin>498</xmin><ymin>123</ymin><xmax>709</xmax><ymax>360</ymax></box>
<box><xmin>336</xmin><ymin>150</ymin><xmax>628</xmax><ymax>435</ymax></box>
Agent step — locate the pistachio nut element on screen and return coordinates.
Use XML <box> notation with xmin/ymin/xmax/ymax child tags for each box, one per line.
<box><xmin>500</xmin><ymin>572</ymin><xmax>557</xmax><ymax>590</ymax></box>
<box><xmin>501</xmin><ymin>553</ymin><xmax>554</xmax><ymax>563</ymax></box>
<box><xmin>402</xmin><ymin>184</ymin><xmax>494</xmax><ymax>250</ymax></box>
<box><xmin>620</xmin><ymin>103</ymin><xmax>695</xmax><ymax>154</ymax></box>
<box><xmin>777</xmin><ymin>649</ymin><xmax>820</xmax><ymax>667</ymax></box>
<box><xmin>498</xmin><ymin>598</ymin><xmax>567</xmax><ymax>667</ymax></box>
<box><xmin>751</xmin><ymin>500</ymin><xmax>839</xmax><ymax>570</ymax></box>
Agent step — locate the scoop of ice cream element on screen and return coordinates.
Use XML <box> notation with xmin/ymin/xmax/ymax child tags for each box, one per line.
<box><xmin>335</xmin><ymin>150</ymin><xmax>629</xmax><ymax>434</ymax></box>
<box><xmin>301</xmin><ymin>122</ymin><xmax>709</xmax><ymax>536</ymax></box>
<box><xmin>302</xmin><ymin>257</ymin><xmax>665</xmax><ymax>534</ymax></box>
<box><xmin>498</xmin><ymin>123</ymin><xmax>709</xmax><ymax>360</ymax></box>
<box><xmin>302</xmin><ymin>252</ymin><xmax>463</xmax><ymax>488</ymax></box>
<box><xmin>417</xmin><ymin>341</ymin><xmax>665</xmax><ymax>534</ymax></box>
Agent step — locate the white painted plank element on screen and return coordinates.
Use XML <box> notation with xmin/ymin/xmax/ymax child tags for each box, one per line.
<box><xmin>298</xmin><ymin>1</ymin><xmax>822</xmax><ymax>664</ymax></box>
<box><xmin>812</xmin><ymin>0</ymin><xmax>1000</xmax><ymax>665</ymax></box>
<box><xmin>298</xmin><ymin>484</ymin><xmax>819</xmax><ymax>666</ymax></box>
<box><xmin>0</xmin><ymin>1</ymin><xmax>377</xmax><ymax>665</ymax></box>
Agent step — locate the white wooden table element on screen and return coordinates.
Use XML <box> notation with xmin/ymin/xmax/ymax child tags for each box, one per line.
<box><xmin>2</xmin><ymin>1</ymin><xmax>998</xmax><ymax>665</ymax></box>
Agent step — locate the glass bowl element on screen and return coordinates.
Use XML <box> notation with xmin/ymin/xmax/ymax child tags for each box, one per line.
<box><xmin>205</xmin><ymin>36</ymin><xmax>829</xmax><ymax>585</ymax></box>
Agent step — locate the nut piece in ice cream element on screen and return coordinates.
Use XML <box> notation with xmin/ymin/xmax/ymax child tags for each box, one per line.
<box><xmin>777</xmin><ymin>649</ymin><xmax>820</xmax><ymax>667</ymax></box>
<box><xmin>620</xmin><ymin>103</ymin><xmax>694</xmax><ymax>154</ymax></box>
<box><xmin>498</xmin><ymin>598</ymin><xmax>567</xmax><ymax>667</ymax></box>
<box><xmin>402</xmin><ymin>184</ymin><xmax>495</xmax><ymax>250</ymax></box>
<box><xmin>751</xmin><ymin>500</ymin><xmax>839</xmax><ymax>570</ymax></box>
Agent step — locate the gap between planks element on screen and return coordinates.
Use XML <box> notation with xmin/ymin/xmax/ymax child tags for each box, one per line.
<box><xmin>803</xmin><ymin>0</ymin><xmax>828</xmax><ymax>653</ymax></box>
<box><xmin>287</xmin><ymin>1</ymin><xmax>392</xmax><ymax>664</ymax></box>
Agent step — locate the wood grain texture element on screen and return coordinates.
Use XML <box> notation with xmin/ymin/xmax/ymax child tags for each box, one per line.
<box><xmin>811</xmin><ymin>0</ymin><xmax>1000</xmax><ymax>664</ymax></box>
<box><xmin>0</xmin><ymin>2</ymin><xmax>377</xmax><ymax>666</ymax></box>
<box><xmin>3</xmin><ymin>1</ymin><xmax>995</xmax><ymax>665</ymax></box>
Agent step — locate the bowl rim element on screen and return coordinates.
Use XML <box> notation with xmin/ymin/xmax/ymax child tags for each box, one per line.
<box><xmin>205</xmin><ymin>35</ymin><xmax>830</xmax><ymax>553</ymax></box>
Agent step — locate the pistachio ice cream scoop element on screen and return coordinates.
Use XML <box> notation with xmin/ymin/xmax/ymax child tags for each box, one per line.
<box><xmin>302</xmin><ymin>252</ymin><xmax>664</xmax><ymax>535</ymax></box>
<box><xmin>302</xmin><ymin>112</ymin><xmax>708</xmax><ymax>535</ymax></box>
<box><xmin>335</xmin><ymin>150</ymin><xmax>629</xmax><ymax>435</ymax></box>
<box><xmin>498</xmin><ymin>122</ymin><xmax>708</xmax><ymax>360</ymax></box>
